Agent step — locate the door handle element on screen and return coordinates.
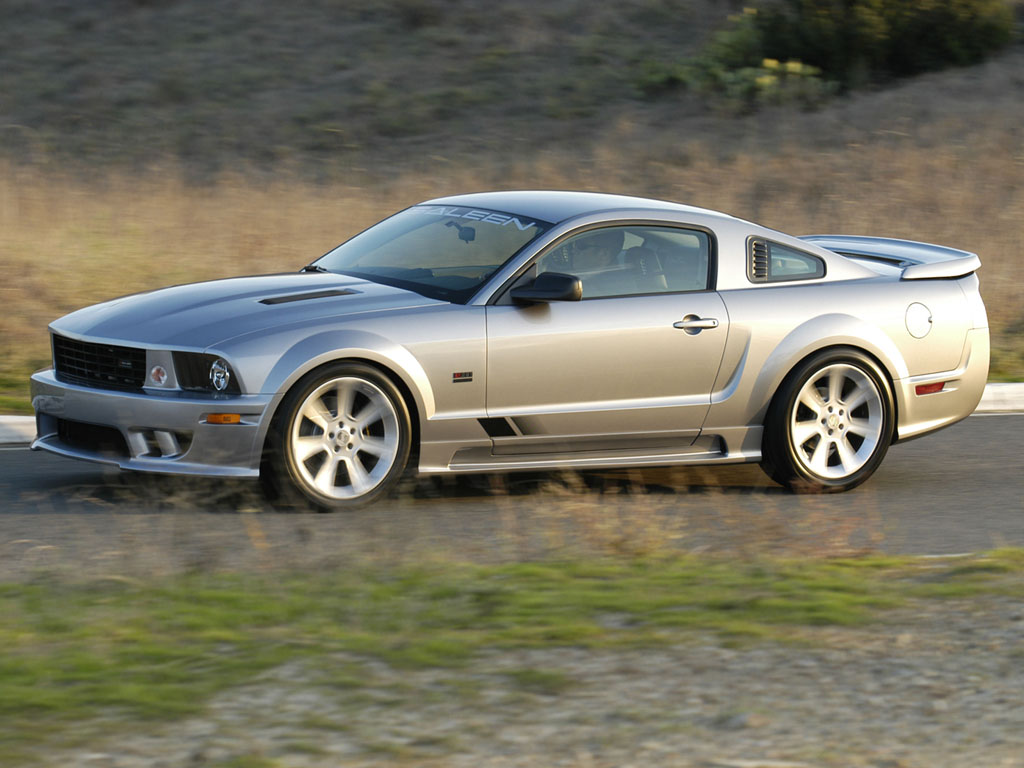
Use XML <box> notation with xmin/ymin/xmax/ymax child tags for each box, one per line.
<box><xmin>673</xmin><ymin>315</ymin><xmax>719</xmax><ymax>334</ymax></box>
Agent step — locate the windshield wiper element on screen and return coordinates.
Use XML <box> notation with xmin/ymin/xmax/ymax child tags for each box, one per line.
<box><xmin>300</xmin><ymin>264</ymin><xmax>330</xmax><ymax>273</ymax></box>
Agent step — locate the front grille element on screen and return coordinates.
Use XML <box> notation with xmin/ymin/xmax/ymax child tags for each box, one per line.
<box><xmin>53</xmin><ymin>334</ymin><xmax>146</xmax><ymax>391</ymax></box>
<box><xmin>57</xmin><ymin>418</ymin><xmax>130</xmax><ymax>458</ymax></box>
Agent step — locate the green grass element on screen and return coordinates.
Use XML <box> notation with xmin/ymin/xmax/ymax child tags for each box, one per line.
<box><xmin>0</xmin><ymin>371</ymin><xmax>41</xmax><ymax>414</ymax></box>
<box><xmin>0</xmin><ymin>394</ymin><xmax>32</xmax><ymax>415</ymax></box>
<box><xmin>210</xmin><ymin>758</ymin><xmax>281</xmax><ymax>768</ymax></box>
<box><xmin>2</xmin><ymin>550</ymin><xmax>1023</xmax><ymax>755</ymax></box>
<box><xmin>505</xmin><ymin>667</ymin><xmax>577</xmax><ymax>696</ymax></box>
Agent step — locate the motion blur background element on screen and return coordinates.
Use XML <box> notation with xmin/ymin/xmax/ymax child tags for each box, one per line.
<box><xmin>4</xmin><ymin>6</ymin><xmax>1024</xmax><ymax>765</ymax></box>
<box><xmin>1</xmin><ymin>0</ymin><xmax>1022</xmax><ymax>412</ymax></box>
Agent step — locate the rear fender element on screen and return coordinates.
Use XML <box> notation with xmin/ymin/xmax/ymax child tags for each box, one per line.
<box><xmin>742</xmin><ymin>314</ymin><xmax>905</xmax><ymax>424</ymax></box>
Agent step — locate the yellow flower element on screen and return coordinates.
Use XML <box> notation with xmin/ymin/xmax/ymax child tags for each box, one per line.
<box><xmin>785</xmin><ymin>60</ymin><xmax>803</xmax><ymax>74</ymax></box>
<box><xmin>744</xmin><ymin>6</ymin><xmax>758</xmax><ymax>14</ymax></box>
<box><xmin>762</xmin><ymin>58</ymin><xmax>780</xmax><ymax>70</ymax></box>
<box><xmin>756</xmin><ymin>74</ymin><xmax>778</xmax><ymax>89</ymax></box>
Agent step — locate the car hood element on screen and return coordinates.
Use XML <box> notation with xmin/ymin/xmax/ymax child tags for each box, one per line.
<box><xmin>50</xmin><ymin>273</ymin><xmax>444</xmax><ymax>349</ymax></box>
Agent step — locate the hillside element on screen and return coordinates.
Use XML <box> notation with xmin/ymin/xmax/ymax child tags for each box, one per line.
<box><xmin>0</xmin><ymin>1</ymin><xmax>1022</xmax><ymax>412</ymax></box>
<box><xmin>1</xmin><ymin>0</ymin><xmax>732</xmax><ymax>176</ymax></box>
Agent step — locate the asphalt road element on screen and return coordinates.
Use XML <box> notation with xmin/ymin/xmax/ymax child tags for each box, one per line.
<box><xmin>0</xmin><ymin>415</ymin><xmax>1021</xmax><ymax>576</ymax></box>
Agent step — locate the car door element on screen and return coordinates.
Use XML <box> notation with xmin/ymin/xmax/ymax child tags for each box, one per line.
<box><xmin>484</xmin><ymin>224</ymin><xmax>729</xmax><ymax>456</ymax></box>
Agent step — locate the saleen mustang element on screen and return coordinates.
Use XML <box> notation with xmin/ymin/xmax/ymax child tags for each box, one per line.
<box><xmin>30</xmin><ymin>191</ymin><xmax>989</xmax><ymax>509</ymax></box>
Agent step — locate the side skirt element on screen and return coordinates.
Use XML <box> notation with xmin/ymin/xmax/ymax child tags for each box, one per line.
<box><xmin>440</xmin><ymin>436</ymin><xmax>761</xmax><ymax>474</ymax></box>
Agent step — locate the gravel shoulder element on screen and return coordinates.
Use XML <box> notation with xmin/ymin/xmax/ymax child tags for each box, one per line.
<box><xmin>29</xmin><ymin>594</ymin><xmax>1024</xmax><ymax>768</ymax></box>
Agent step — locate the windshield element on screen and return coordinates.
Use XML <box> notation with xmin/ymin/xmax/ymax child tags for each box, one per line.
<box><xmin>313</xmin><ymin>205</ymin><xmax>552</xmax><ymax>303</ymax></box>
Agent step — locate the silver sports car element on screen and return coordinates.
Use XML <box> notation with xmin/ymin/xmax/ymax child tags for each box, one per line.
<box><xmin>30</xmin><ymin>191</ymin><xmax>988</xmax><ymax>509</ymax></box>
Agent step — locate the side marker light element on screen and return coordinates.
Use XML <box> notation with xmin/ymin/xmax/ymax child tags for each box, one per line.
<box><xmin>206</xmin><ymin>413</ymin><xmax>241</xmax><ymax>424</ymax></box>
<box><xmin>915</xmin><ymin>382</ymin><xmax>945</xmax><ymax>396</ymax></box>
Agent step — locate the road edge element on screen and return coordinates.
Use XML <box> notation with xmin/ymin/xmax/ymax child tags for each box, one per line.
<box><xmin>3</xmin><ymin>382</ymin><xmax>1023</xmax><ymax>446</ymax></box>
<box><xmin>0</xmin><ymin>415</ymin><xmax>35</xmax><ymax>446</ymax></box>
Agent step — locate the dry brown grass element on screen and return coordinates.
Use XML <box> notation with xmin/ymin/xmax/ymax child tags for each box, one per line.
<box><xmin>2</xmin><ymin>50</ymin><xmax>1023</xmax><ymax>410</ymax></box>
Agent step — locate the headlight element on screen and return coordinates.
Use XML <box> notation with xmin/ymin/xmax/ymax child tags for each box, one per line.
<box><xmin>172</xmin><ymin>352</ymin><xmax>241</xmax><ymax>394</ymax></box>
<box><xmin>209</xmin><ymin>358</ymin><xmax>231</xmax><ymax>392</ymax></box>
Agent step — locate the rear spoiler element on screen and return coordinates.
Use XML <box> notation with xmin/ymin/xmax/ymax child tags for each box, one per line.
<box><xmin>800</xmin><ymin>235</ymin><xmax>980</xmax><ymax>280</ymax></box>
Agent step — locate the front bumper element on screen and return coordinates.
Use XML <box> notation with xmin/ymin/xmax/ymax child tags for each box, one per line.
<box><xmin>30</xmin><ymin>369</ymin><xmax>272</xmax><ymax>478</ymax></box>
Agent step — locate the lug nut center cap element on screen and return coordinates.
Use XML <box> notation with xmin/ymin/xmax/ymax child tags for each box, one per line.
<box><xmin>827</xmin><ymin>414</ymin><xmax>840</xmax><ymax>429</ymax></box>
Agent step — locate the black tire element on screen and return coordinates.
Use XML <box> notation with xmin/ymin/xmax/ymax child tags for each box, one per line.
<box><xmin>262</xmin><ymin>362</ymin><xmax>412</xmax><ymax>511</ymax></box>
<box><xmin>761</xmin><ymin>348</ymin><xmax>894</xmax><ymax>493</ymax></box>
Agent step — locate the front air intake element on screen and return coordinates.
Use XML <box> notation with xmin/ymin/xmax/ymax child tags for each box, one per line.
<box><xmin>57</xmin><ymin>418</ymin><xmax>130</xmax><ymax>457</ymax></box>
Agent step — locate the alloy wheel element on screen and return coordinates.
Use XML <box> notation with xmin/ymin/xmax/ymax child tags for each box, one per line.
<box><xmin>788</xmin><ymin>363</ymin><xmax>884</xmax><ymax>480</ymax></box>
<box><xmin>288</xmin><ymin>375</ymin><xmax>401</xmax><ymax>500</ymax></box>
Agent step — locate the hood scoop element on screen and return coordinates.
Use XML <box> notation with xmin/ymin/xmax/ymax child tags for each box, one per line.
<box><xmin>259</xmin><ymin>288</ymin><xmax>360</xmax><ymax>305</ymax></box>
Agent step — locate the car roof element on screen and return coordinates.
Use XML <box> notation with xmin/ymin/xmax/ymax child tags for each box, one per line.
<box><xmin>421</xmin><ymin>190</ymin><xmax>740</xmax><ymax>226</ymax></box>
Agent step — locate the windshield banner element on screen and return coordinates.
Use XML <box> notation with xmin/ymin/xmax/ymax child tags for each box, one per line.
<box><xmin>410</xmin><ymin>205</ymin><xmax>539</xmax><ymax>231</ymax></box>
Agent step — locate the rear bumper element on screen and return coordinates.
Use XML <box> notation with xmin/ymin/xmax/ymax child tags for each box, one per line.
<box><xmin>893</xmin><ymin>327</ymin><xmax>989</xmax><ymax>442</ymax></box>
<box><xmin>30</xmin><ymin>369</ymin><xmax>270</xmax><ymax>477</ymax></box>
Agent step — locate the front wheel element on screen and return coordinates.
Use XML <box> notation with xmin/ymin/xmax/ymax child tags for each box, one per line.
<box><xmin>263</xmin><ymin>363</ymin><xmax>411</xmax><ymax>510</ymax></box>
<box><xmin>761</xmin><ymin>349</ymin><xmax>894</xmax><ymax>493</ymax></box>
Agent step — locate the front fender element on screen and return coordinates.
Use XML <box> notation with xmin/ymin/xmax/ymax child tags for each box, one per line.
<box><xmin>209</xmin><ymin>328</ymin><xmax>436</xmax><ymax>456</ymax></box>
<box><xmin>258</xmin><ymin>330</ymin><xmax>434</xmax><ymax>415</ymax></box>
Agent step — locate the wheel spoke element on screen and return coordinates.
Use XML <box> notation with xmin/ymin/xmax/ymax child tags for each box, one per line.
<box><xmin>798</xmin><ymin>388</ymin><xmax>824</xmax><ymax>413</ymax></box>
<box><xmin>359</xmin><ymin>436</ymin><xmax>392</xmax><ymax>458</ymax></box>
<box><xmin>827</xmin><ymin>369</ymin><xmax>845</xmax><ymax>405</ymax></box>
<box><xmin>294</xmin><ymin>436</ymin><xmax>326</xmax><ymax>463</ymax></box>
<box><xmin>354</xmin><ymin>403</ymin><xmax>387</xmax><ymax>430</ymax></box>
<box><xmin>313</xmin><ymin>455</ymin><xmax>340</xmax><ymax>494</ymax></box>
<box><xmin>344</xmin><ymin>455</ymin><xmax>372</xmax><ymax>494</ymax></box>
<box><xmin>300</xmin><ymin>401</ymin><xmax>331</xmax><ymax>432</ymax></box>
<box><xmin>791</xmin><ymin>421</ymin><xmax>820</xmax><ymax>448</ymax></box>
<box><xmin>844</xmin><ymin>383</ymin><xmax>873</xmax><ymax>412</ymax></box>
<box><xmin>834</xmin><ymin>435</ymin><xmax>858</xmax><ymax>471</ymax></box>
<box><xmin>336</xmin><ymin>381</ymin><xmax>357</xmax><ymax>420</ymax></box>
<box><xmin>846</xmin><ymin>417</ymin><xmax>874</xmax><ymax>438</ymax></box>
<box><xmin>808</xmin><ymin>438</ymin><xmax>830</xmax><ymax>474</ymax></box>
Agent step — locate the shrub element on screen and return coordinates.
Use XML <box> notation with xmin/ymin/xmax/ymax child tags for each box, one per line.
<box><xmin>673</xmin><ymin>0</ymin><xmax>1014</xmax><ymax>112</ymax></box>
<box><xmin>755</xmin><ymin>0</ymin><xmax>1016</xmax><ymax>87</ymax></box>
<box><xmin>682</xmin><ymin>10</ymin><xmax>837</xmax><ymax>113</ymax></box>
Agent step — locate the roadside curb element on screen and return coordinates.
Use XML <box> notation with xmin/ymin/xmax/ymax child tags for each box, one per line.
<box><xmin>2</xmin><ymin>383</ymin><xmax>1023</xmax><ymax>447</ymax></box>
<box><xmin>0</xmin><ymin>416</ymin><xmax>35</xmax><ymax>446</ymax></box>
<box><xmin>976</xmin><ymin>382</ymin><xmax>1024</xmax><ymax>413</ymax></box>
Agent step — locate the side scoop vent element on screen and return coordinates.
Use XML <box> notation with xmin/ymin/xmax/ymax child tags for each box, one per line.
<box><xmin>750</xmin><ymin>239</ymin><xmax>769</xmax><ymax>282</ymax></box>
<box><xmin>259</xmin><ymin>288</ymin><xmax>359</xmax><ymax>305</ymax></box>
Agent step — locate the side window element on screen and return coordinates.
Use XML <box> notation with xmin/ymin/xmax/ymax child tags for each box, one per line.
<box><xmin>535</xmin><ymin>225</ymin><xmax>711</xmax><ymax>299</ymax></box>
<box><xmin>749</xmin><ymin>239</ymin><xmax>825</xmax><ymax>283</ymax></box>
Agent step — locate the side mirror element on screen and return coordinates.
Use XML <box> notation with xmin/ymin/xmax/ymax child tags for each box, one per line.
<box><xmin>510</xmin><ymin>272</ymin><xmax>583</xmax><ymax>304</ymax></box>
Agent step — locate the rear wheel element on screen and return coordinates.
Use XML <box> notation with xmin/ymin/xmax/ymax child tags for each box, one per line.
<box><xmin>762</xmin><ymin>349</ymin><xmax>894</xmax><ymax>493</ymax></box>
<box><xmin>264</xmin><ymin>363</ymin><xmax>411</xmax><ymax>510</ymax></box>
